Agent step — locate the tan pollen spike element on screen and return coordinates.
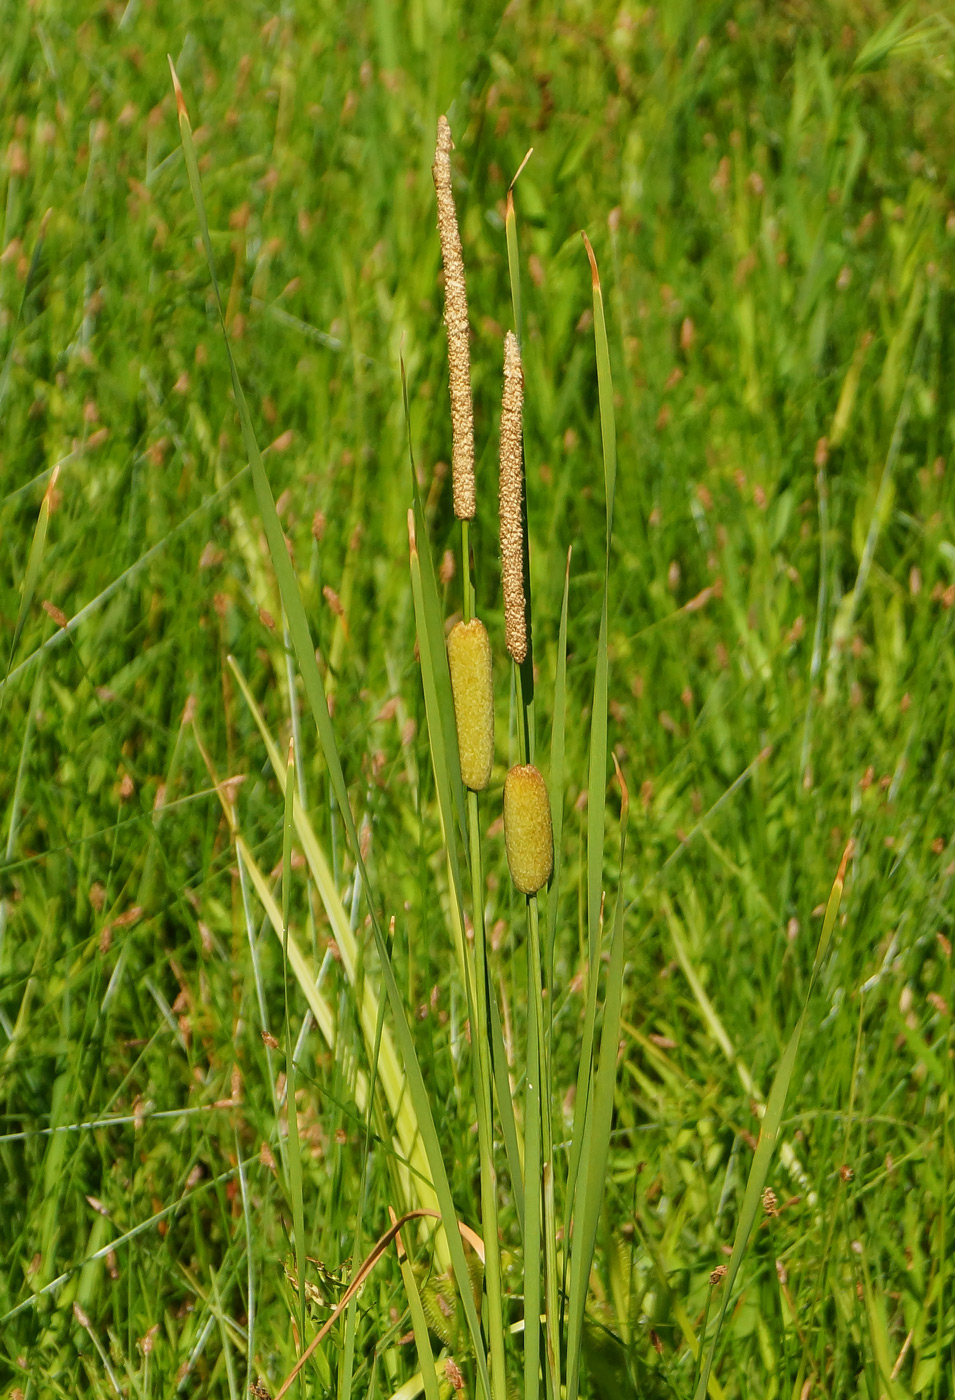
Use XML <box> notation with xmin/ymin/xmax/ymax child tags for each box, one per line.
<box><xmin>499</xmin><ymin>330</ymin><xmax>526</xmax><ymax>664</ymax></box>
<box><xmin>432</xmin><ymin>116</ymin><xmax>475</xmax><ymax>521</ymax></box>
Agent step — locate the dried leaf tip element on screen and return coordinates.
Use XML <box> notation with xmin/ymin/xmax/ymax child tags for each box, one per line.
<box><xmin>499</xmin><ymin>331</ymin><xmax>526</xmax><ymax>664</ymax></box>
<box><xmin>582</xmin><ymin>231</ymin><xmax>600</xmax><ymax>289</ymax></box>
<box><xmin>167</xmin><ymin>56</ymin><xmax>188</xmax><ymax>119</ymax></box>
<box><xmin>432</xmin><ymin>116</ymin><xmax>475</xmax><ymax>522</ymax></box>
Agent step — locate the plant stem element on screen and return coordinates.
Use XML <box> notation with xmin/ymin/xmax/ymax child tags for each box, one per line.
<box><xmin>523</xmin><ymin>892</ymin><xmax>542</xmax><ymax>1400</ymax></box>
<box><xmin>469</xmin><ymin>788</ymin><xmax>507</xmax><ymax>1400</ymax></box>
<box><xmin>529</xmin><ymin>895</ymin><xmax>560</xmax><ymax>1400</ymax></box>
<box><xmin>461</xmin><ymin>517</ymin><xmax>472</xmax><ymax>624</ymax></box>
<box><xmin>461</xmin><ymin>513</ymin><xmax>505</xmax><ymax>1398</ymax></box>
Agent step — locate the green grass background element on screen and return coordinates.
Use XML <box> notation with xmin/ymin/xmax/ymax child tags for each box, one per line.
<box><xmin>2</xmin><ymin>1</ymin><xmax>954</xmax><ymax>1396</ymax></box>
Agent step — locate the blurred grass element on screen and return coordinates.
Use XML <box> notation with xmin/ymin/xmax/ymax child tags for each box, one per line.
<box><xmin>2</xmin><ymin>1</ymin><xmax>955</xmax><ymax>1397</ymax></box>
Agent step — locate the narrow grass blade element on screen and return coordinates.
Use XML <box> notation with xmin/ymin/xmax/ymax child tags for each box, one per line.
<box><xmin>565</xmin><ymin>233</ymin><xmax>617</xmax><ymax>1318</ymax></box>
<box><xmin>405</xmin><ymin>364</ymin><xmax>468</xmax><ymax>858</ymax></box>
<box><xmin>227</xmin><ymin>657</ymin><xmax>441</xmax><ymax>1229</ymax></box>
<box><xmin>585</xmin><ymin>237</ymin><xmax>617</xmax><ymax>524</ymax></box>
<box><xmin>489</xmin><ymin>987</ymin><xmax>525</xmax><ymax>1238</ymax></box>
<box><xmin>545</xmin><ymin>546</ymin><xmax>572</xmax><ymax>984</ymax></box>
<box><xmin>692</xmin><ymin>842</ymin><xmax>854</xmax><ymax>1400</ymax></box>
<box><xmin>408</xmin><ymin>515</ymin><xmax>467</xmax><ymax>925</ymax></box>
<box><xmin>505</xmin><ymin>188</ymin><xmax>523</xmax><ymax>346</ymax></box>
<box><xmin>565</xmin><ymin>763</ymin><xmax>629</xmax><ymax>1400</ymax></box>
<box><xmin>5</xmin><ymin>465</ymin><xmax>58</xmax><ymax>687</ymax></box>
<box><xmin>339</xmin><ymin>1297</ymin><xmax>360</xmax><ymax>1400</ymax></box>
<box><xmin>282</xmin><ymin>737</ymin><xmax>308</xmax><ymax>1351</ymax></box>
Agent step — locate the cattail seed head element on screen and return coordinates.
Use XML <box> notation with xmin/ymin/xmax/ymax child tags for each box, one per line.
<box><xmin>499</xmin><ymin>330</ymin><xmax>526</xmax><ymax>663</ymax></box>
<box><xmin>432</xmin><ymin>116</ymin><xmax>475</xmax><ymax>522</ymax></box>
<box><xmin>447</xmin><ymin>619</ymin><xmax>493</xmax><ymax>791</ymax></box>
<box><xmin>503</xmin><ymin>764</ymin><xmax>553</xmax><ymax>895</ymax></box>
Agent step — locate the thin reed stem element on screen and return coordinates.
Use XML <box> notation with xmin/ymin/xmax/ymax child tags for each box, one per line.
<box><xmin>459</xmin><ymin>502</ymin><xmax>504</xmax><ymax>1397</ymax></box>
<box><xmin>523</xmin><ymin>892</ymin><xmax>542</xmax><ymax>1400</ymax></box>
<box><xmin>468</xmin><ymin>788</ymin><xmax>507</xmax><ymax>1400</ymax></box>
<box><xmin>528</xmin><ymin>895</ymin><xmax>559</xmax><ymax>1400</ymax></box>
<box><xmin>514</xmin><ymin>658</ymin><xmax>530</xmax><ymax>768</ymax></box>
<box><xmin>461</xmin><ymin>517</ymin><xmax>472</xmax><ymax>624</ymax></box>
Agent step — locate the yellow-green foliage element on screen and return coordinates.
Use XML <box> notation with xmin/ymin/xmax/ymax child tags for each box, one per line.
<box><xmin>447</xmin><ymin>619</ymin><xmax>494</xmax><ymax>791</ymax></box>
<box><xmin>503</xmin><ymin>764</ymin><xmax>553</xmax><ymax>895</ymax></box>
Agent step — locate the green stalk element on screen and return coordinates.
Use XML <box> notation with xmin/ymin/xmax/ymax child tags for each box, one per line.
<box><xmin>505</xmin><ymin>188</ymin><xmax>522</xmax><ymax>349</ymax></box>
<box><xmin>529</xmin><ymin>896</ymin><xmax>559</xmax><ymax>1400</ymax></box>
<box><xmin>506</xmin><ymin>177</ymin><xmax>550</xmax><ymax>1398</ymax></box>
<box><xmin>460</xmin><ymin>508</ymin><xmax>506</xmax><ymax>1399</ymax></box>
<box><xmin>282</xmin><ymin>736</ymin><xmax>308</xmax><ymax>1376</ymax></box>
<box><xmin>469</xmin><ymin>787</ymin><xmax>507</xmax><ymax>1400</ymax></box>
<box><xmin>523</xmin><ymin>892</ymin><xmax>542</xmax><ymax>1400</ymax></box>
<box><xmin>514</xmin><ymin>660</ymin><xmax>530</xmax><ymax>769</ymax></box>
<box><xmin>461</xmin><ymin>517</ymin><xmax>472</xmax><ymax>624</ymax></box>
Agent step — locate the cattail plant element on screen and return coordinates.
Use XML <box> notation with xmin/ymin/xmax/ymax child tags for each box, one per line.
<box><xmin>499</xmin><ymin>330</ymin><xmax>526</xmax><ymax>664</ymax></box>
<box><xmin>432</xmin><ymin>115</ymin><xmax>475</xmax><ymax>523</ymax></box>
<box><xmin>432</xmin><ymin>115</ymin><xmax>508</xmax><ymax>1400</ymax></box>
<box><xmin>446</xmin><ymin>618</ymin><xmax>493</xmax><ymax>791</ymax></box>
<box><xmin>503</xmin><ymin>763</ymin><xmax>553</xmax><ymax>894</ymax></box>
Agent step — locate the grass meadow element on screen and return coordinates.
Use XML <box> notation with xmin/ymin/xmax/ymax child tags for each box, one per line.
<box><xmin>2</xmin><ymin>2</ymin><xmax>954</xmax><ymax>1397</ymax></box>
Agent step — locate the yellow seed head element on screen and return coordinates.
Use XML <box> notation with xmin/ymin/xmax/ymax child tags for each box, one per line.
<box><xmin>499</xmin><ymin>331</ymin><xmax>526</xmax><ymax>663</ymax></box>
<box><xmin>432</xmin><ymin>116</ymin><xmax>475</xmax><ymax>522</ymax></box>
<box><xmin>503</xmin><ymin>764</ymin><xmax>553</xmax><ymax>895</ymax></box>
<box><xmin>447</xmin><ymin>619</ymin><xmax>493</xmax><ymax>791</ymax></box>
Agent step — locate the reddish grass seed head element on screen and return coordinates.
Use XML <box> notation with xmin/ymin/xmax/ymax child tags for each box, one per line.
<box><xmin>447</xmin><ymin>619</ymin><xmax>493</xmax><ymax>791</ymax></box>
<box><xmin>503</xmin><ymin>763</ymin><xmax>553</xmax><ymax>895</ymax></box>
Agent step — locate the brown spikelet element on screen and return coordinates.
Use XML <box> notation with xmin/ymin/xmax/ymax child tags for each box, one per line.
<box><xmin>432</xmin><ymin>116</ymin><xmax>475</xmax><ymax>521</ymax></box>
<box><xmin>503</xmin><ymin>764</ymin><xmax>553</xmax><ymax>895</ymax></box>
<box><xmin>499</xmin><ymin>331</ymin><xmax>526</xmax><ymax>663</ymax></box>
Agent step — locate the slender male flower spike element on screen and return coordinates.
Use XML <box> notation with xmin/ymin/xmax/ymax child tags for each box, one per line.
<box><xmin>503</xmin><ymin>764</ymin><xmax>553</xmax><ymax>895</ymax></box>
<box><xmin>447</xmin><ymin>618</ymin><xmax>494</xmax><ymax>791</ymax></box>
<box><xmin>499</xmin><ymin>330</ymin><xmax>526</xmax><ymax>664</ymax></box>
<box><xmin>432</xmin><ymin>115</ymin><xmax>475</xmax><ymax>522</ymax></box>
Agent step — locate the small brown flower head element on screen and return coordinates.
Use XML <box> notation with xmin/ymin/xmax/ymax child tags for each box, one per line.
<box><xmin>503</xmin><ymin>764</ymin><xmax>553</xmax><ymax>895</ymax></box>
<box><xmin>499</xmin><ymin>330</ymin><xmax>526</xmax><ymax>663</ymax></box>
<box><xmin>447</xmin><ymin>618</ymin><xmax>494</xmax><ymax>791</ymax></box>
<box><xmin>432</xmin><ymin>116</ymin><xmax>475</xmax><ymax>521</ymax></box>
